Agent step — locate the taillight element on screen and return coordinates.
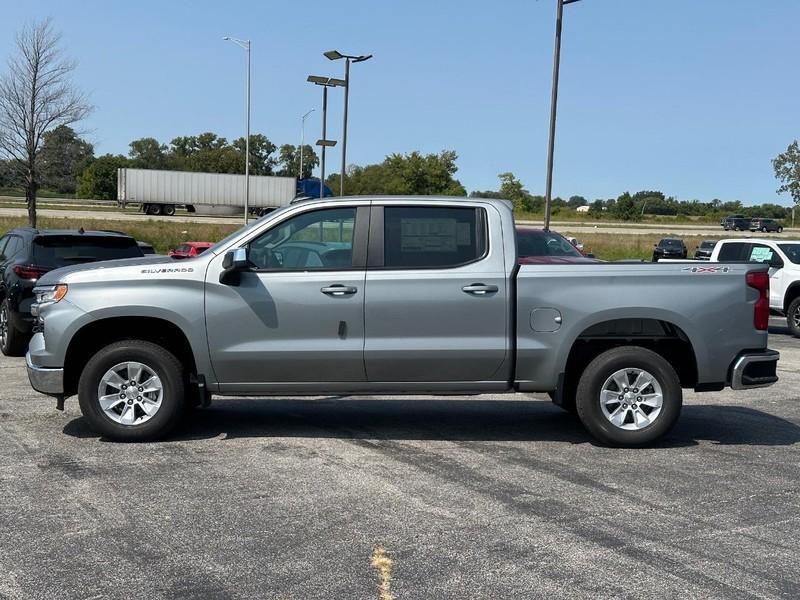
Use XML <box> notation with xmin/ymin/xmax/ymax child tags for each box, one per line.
<box><xmin>746</xmin><ymin>271</ymin><xmax>769</xmax><ymax>331</ymax></box>
<box><xmin>13</xmin><ymin>265</ymin><xmax>51</xmax><ymax>280</ymax></box>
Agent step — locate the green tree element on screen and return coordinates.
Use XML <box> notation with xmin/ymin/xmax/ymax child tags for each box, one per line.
<box><xmin>128</xmin><ymin>137</ymin><xmax>168</xmax><ymax>169</ymax></box>
<box><xmin>76</xmin><ymin>154</ymin><xmax>129</xmax><ymax>200</ymax></box>
<box><xmin>587</xmin><ymin>199</ymin><xmax>605</xmax><ymax>218</ymax></box>
<box><xmin>232</xmin><ymin>134</ymin><xmax>277</xmax><ymax>175</ymax></box>
<box><xmin>498</xmin><ymin>172</ymin><xmax>528</xmax><ymax>211</ymax></box>
<box><xmin>567</xmin><ymin>195</ymin><xmax>587</xmax><ymax>208</ymax></box>
<box><xmin>276</xmin><ymin>144</ymin><xmax>318</xmax><ymax>179</ymax></box>
<box><xmin>38</xmin><ymin>125</ymin><xmax>94</xmax><ymax>194</ymax></box>
<box><xmin>328</xmin><ymin>150</ymin><xmax>466</xmax><ymax>196</ymax></box>
<box><xmin>773</xmin><ymin>141</ymin><xmax>800</xmax><ymax>205</ymax></box>
<box><xmin>612</xmin><ymin>192</ymin><xmax>639</xmax><ymax>221</ymax></box>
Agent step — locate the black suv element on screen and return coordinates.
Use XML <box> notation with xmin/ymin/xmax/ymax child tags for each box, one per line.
<box><xmin>721</xmin><ymin>215</ymin><xmax>751</xmax><ymax>231</ymax></box>
<box><xmin>0</xmin><ymin>229</ymin><xmax>143</xmax><ymax>356</ymax></box>
<box><xmin>749</xmin><ymin>218</ymin><xmax>783</xmax><ymax>233</ymax></box>
<box><xmin>652</xmin><ymin>238</ymin><xmax>688</xmax><ymax>262</ymax></box>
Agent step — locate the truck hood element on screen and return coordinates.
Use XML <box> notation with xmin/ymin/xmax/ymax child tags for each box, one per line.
<box><xmin>37</xmin><ymin>255</ymin><xmax>180</xmax><ymax>286</ymax></box>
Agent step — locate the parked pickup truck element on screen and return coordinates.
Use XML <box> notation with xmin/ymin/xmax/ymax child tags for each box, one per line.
<box><xmin>26</xmin><ymin>197</ymin><xmax>779</xmax><ymax>446</ymax></box>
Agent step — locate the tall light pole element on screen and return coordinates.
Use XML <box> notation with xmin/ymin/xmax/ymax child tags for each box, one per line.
<box><xmin>223</xmin><ymin>36</ymin><xmax>251</xmax><ymax>223</ymax></box>
<box><xmin>324</xmin><ymin>50</ymin><xmax>372</xmax><ymax>196</ymax></box>
<box><xmin>307</xmin><ymin>76</ymin><xmax>345</xmax><ymax>197</ymax></box>
<box><xmin>300</xmin><ymin>109</ymin><xmax>315</xmax><ymax>179</ymax></box>
<box><xmin>543</xmin><ymin>0</ymin><xmax>582</xmax><ymax>231</ymax></box>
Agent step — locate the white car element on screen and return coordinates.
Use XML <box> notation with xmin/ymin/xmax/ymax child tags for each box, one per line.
<box><xmin>709</xmin><ymin>238</ymin><xmax>800</xmax><ymax>337</ymax></box>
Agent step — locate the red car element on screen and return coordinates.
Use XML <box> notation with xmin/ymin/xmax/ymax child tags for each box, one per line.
<box><xmin>516</xmin><ymin>228</ymin><xmax>599</xmax><ymax>264</ymax></box>
<box><xmin>169</xmin><ymin>242</ymin><xmax>213</xmax><ymax>259</ymax></box>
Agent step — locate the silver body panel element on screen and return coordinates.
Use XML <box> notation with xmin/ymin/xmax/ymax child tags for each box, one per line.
<box><xmin>26</xmin><ymin>196</ymin><xmax>774</xmax><ymax>398</ymax></box>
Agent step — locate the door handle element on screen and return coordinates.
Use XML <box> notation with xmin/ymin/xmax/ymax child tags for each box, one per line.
<box><xmin>462</xmin><ymin>283</ymin><xmax>499</xmax><ymax>295</ymax></box>
<box><xmin>321</xmin><ymin>284</ymin><xmax>358</xmax><ymax>296</ymax></box>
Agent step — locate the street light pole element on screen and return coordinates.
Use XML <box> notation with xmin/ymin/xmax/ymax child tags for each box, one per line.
<box><xmin>543</xmin><ymin>0</ymin><xmax>581</xmax><ymax>231</ymax></box>
<box><xmin>324</xmin><ymin>50</ymin><xmax>372</xmax><ymax>196</ymax></box>
<box><xmin>300</xmin><ymin>109</ymin><xmax>315</xmax><ymax>179</ymax></box>
<box><xmin>307</xmin><ymin>76</ymin><xmax>344</xmax><ymax>198</ymax></box>
<box><xmin>223</xmin><ymin>36</ymin><xmax>251</xmax><ymax>224</ymax></box>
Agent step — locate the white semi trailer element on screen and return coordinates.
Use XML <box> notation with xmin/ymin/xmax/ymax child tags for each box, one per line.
<box><xmin>117</xmin><ymin>168</ymin><xmax>297</xmax><ymax>217</ymax></box>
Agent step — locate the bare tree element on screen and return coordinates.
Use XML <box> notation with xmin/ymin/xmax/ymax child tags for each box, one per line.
<box><xmin>0</xmin><ymin>18</ymin><xmax>92</xmax><ymax>227</ymax></box>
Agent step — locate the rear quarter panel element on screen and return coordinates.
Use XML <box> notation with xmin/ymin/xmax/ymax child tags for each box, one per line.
<box><xmin>515</xmin><ymin>262</ymin><xmax>768</xmax><ymax>390</ymax></box>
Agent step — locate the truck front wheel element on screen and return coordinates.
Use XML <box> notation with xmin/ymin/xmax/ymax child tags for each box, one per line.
<box><xmin>575</xmin><ymin>346</ymin><xmax>682</xmax><ymax>447</ymax></box>
<box><xmin>77</xmin><ymin>340</ymin><xmax>185</xmax><ymax>441</ymax></box>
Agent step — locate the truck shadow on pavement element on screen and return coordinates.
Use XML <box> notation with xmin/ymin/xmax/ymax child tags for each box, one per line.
<box><xmin>62</xmin><ymin>398</ymin><xmax>800</xmax><ymax>447</ymax></box>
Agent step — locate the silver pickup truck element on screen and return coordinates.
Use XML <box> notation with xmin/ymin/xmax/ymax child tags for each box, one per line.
<box><xmin>26</xmin><ymin>197</ymin><xmax>779</xmax><ymax>446</ymax></box>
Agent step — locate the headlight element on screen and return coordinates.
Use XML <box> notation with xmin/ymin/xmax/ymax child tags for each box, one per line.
<box><xmin>34</xmin><ymin>284</ymin><xmax>68</xmax><ymax>306</ymax></box>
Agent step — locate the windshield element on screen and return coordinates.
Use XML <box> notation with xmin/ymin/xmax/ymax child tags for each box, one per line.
<box><xmin>700</xmin><ymin>241</ymin><xmax>716</xmax><ymax>249</ymax></box>
<box><xmin>778</xmin><ymin>244</ymin><xmax>800</xmax><ymax>264</ymax></box>
<box><xmin>517</xmin><ymin>230</ymin><xmax>583</xmax><ymax>258</ymax></box>
<box><xmin>660</xmin><ymin>239</ymin><xmax>681</xmax><ymax>247</ymax></box>
<box><xmin>33</xmin><ymin>236</ymin><xmax>142</xmax><ymax>267</ymax></box>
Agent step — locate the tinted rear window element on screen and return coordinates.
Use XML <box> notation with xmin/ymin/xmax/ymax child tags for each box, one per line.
<box><xmin>517</xmin><ymin>230</ymin><xmax>582</xmax><ymax>258</ymax></box>
<box><xmin>717</xmin><ymin>242</ymin><xmax>748</xmax><ymax>262</ymax></box>
<box><xmin>33</xmin><ymin>236</ymin><xmax>142</xmax><ymax>267</ymax></box>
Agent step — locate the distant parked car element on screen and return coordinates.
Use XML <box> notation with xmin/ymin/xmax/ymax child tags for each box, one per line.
<box><xmin>749</xmin><ymin>218</ymin><xmax>783</xmax><ymax>233</ymax></box>
<box><xmin>694</xmin><ymin>240</ymin><xmax>717</xmax><ymax>260</ymax></box>
<box><xmin>0</xmin><ymin>228</ymin><xmax>143</xmax><ymax>356</ymax></box>
<box><xmin>516</xmin><ymin>228</ymin><xmax>599</xmax><ymax>264</ymax></box>
<box><xmin>652</xmin><ymin>238</ymin><xmax>687</xmax><ymax>262</ymax></box>
<box><xmin>721</xmin><ymin>215</ymin><xmax>751</xmax><ymax>231</ymax></box>
<box><xmin>169</xmin><ymin>242</ymin><xmax>213</xmax><ymax>259</ymax></box>
<box><xmin>137</xmin><ymin>240</ymin><xmax>156</xmax><ymax>255</ymax></box>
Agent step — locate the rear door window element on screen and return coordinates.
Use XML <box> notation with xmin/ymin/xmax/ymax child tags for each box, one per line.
<box><xmin>382</xmin><ymin>206</ymin><xmax>486</xmax><ymax>268</ymax></box>
<box><xmin>32</xmin><ymin>236</ymin><xmax>142</xmax><ymax>268</ymax></box>
<box><xmin>748</xmin><ymin>243</ymin><xmax>780</xmax><ymax>266</ymax></box>
<box><xmin>717</xmin><ymin>242</ymin><xmax>749</xmax><ymax>262</ymax></box>
<box><xmin>3</xmin><ymin>235</ymin><xmax>24</xmax><ymax>259</ymax></box>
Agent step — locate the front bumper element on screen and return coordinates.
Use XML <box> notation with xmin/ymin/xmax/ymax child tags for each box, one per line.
<box><xmin>26</xmin><ymin>336</ymin><xmax>64</xmax><ymax>397</ymax></box>
<box><xmin>730</xmin><ymin>350</ymin><xmax>779</xmax><ymax>390</ymax></box>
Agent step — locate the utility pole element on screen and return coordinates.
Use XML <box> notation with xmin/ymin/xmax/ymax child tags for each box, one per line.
<box><xmin>543</xmin><ymin>0</ymin><xmax>582</xmax><ymax>231</ymax></box>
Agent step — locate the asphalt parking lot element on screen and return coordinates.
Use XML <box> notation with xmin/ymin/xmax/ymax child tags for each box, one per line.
<box><xmin>1</xmin><ymin>319</ymin><xmax>798</xmax><ymax>599</ymax></box>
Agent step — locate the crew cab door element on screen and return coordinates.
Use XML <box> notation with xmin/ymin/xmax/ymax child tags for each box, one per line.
<box><xmin>363</xmin><ymin>202</ymin><xmax>510</xmax><ymax>382</ymax></box>
<box><xmin>205</xmin><ymin>204</ymin><xmax>369</xmax><ymax>389</ymax></box>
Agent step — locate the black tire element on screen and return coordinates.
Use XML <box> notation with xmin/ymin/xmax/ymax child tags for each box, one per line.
<box><xmin>147</xmin><ymin>204</ymin><xmax>162</xmax><ymax>216</ymax></box>
<box><xmin>162</xmin><ymin>204</ymin><xmax>176</xmax><ymax>216</ymax></box>
<box><xmin>575</xmin><ymin>346</ymin><xmax>682</xmax><ymax>447</ymax></box>
<box><xmin>787</xmin><ymin>297</ymin><xmax>800</xmax><ymax>339</ymax></box>
<box><xmin>0</xmin><ymin>298</ymin><xmax>28</xmax><ymax>357</ymax></box>
<box><xmin>762</xmin><ymin>226</ymin><xmax>768</xmax><ymax>233</ymax></box>
<box><xmin>778</xmin><ymin>227</ymin><xmax>783</xmax><ymax>233</ymax></box>
<box><xmin>78</xmin><ymin>340</ymin><xmax>185</xmax><ymax>441</ymax></box>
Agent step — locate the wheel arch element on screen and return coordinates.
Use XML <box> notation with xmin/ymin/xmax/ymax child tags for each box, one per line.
<box><xmin>563</xmin><ymin>316</ymin><xmax>699</xmax><ymax>390</ymax></box>
<box><xmin>64</xmin><ymin>316</ymin><xmax>198</xmax><ymax>397</ymax></box>
<box><xmin>784</xmin><ymin>282</ymin><xmax>800</xmax><ymax>312</ymax></box>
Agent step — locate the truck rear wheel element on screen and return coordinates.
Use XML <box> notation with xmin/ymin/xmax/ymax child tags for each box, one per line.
<box><xmin>162</xmin><ymin>204</ymin><xmax>176</xmax><ymax>216</ymax></box>
<box><xmin>147</xmin><ymin>204</ymin><xmax>162</xmax><ymax>216</ymax></box>
<box><xmin>77</xmin><ymin>340</ymin><xmax>185</xmax><ymax>441</ymax></box>
<box><xmin>787</xmin><ymin>297</ymin><xmax>800</xmax><ymax>338</ymax></box>
<box><xmin>575</xmin><ymin>346</ymin><xmax>682</xmax><ymax>447</ymax></box>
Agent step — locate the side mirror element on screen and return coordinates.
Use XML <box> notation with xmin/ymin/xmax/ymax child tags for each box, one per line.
<box><xmin>769</xmin><ymin>258</ymin><xmax>784</xmax><ymax>270</ymax></box>
<box><xmin>586</xmin><ymin>253</ymin><xmax>595</xmax><ymax>259</ymax></box>
<box><xmin>220</xmin><ymin>247</ymin><xmax>249</xmax><ymax>285</ymax></box>
<box><xmin>222</xmin><ymin>247</ymin><xmax>249</xmax><ymax>271</ymax></box>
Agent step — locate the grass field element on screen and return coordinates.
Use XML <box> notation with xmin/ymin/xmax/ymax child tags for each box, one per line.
<box><xmin>0</xmin><ymin>215</ymin><xmax>238</xmax><ymax>255</ymax></box>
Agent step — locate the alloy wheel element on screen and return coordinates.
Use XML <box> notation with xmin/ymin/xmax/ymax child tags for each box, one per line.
<box><xmin>599</xmin><ymin>368</ymin><xmax>663</xmax><ymax>431</ymax></box>
<box><xmin>97</xmin><ymin>361</ymin><xmax>164</xmax><ymax>426</ymax></box>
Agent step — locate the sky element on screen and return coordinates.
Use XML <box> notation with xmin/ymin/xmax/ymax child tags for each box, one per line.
<box><xmin>1</xmin><ymin>0</ymin><xmax>798</xmax><ymax>206</ymax></box>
